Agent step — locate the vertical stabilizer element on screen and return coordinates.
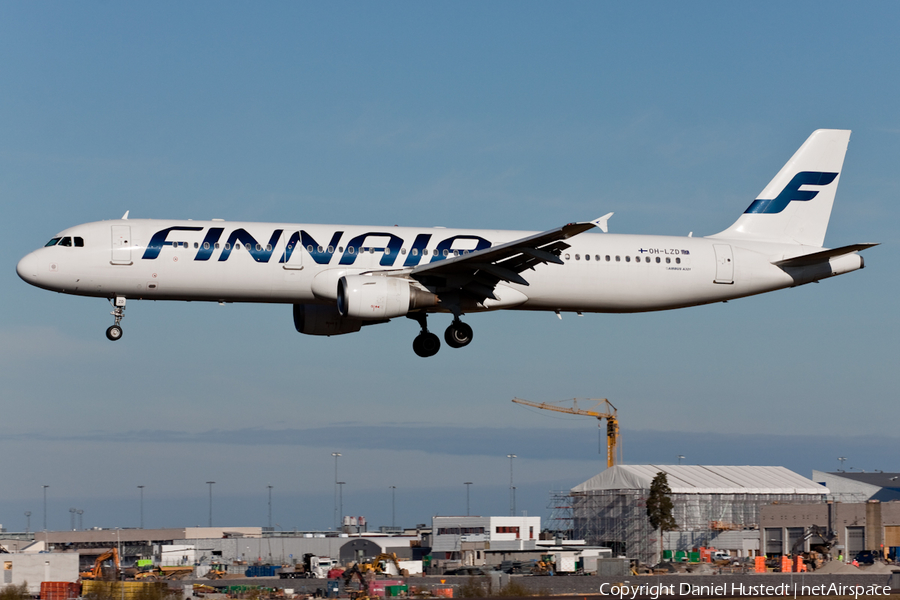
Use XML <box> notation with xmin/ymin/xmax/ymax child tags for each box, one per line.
<box><xmin>710</xmin><ymin>129</ymin><xmax>851</xmax><ymax>247</ymax></box>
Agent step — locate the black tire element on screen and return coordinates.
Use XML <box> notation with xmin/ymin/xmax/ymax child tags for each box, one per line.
<box><xmin>413</xmin><ymin>332</ymin><xmax>441</xmax><ymax>357</ymax></box>
<box><xmin>106</xmin><ymin>325</ymin><xmax>123</xmax><ymax>341</ymax></box>
<box><xmin>444</xmin><ymin>321</ymin><xmax>473</xmax><ymax>348</ymax></box>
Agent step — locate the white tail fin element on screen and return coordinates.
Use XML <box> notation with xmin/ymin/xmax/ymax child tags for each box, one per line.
<box><xmin>711</xmin><ymin>129</ymin><xmax>851</xmax><ymax>247</ymax></box>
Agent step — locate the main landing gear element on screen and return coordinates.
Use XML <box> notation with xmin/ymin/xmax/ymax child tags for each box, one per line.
<box><xmin>106</xmin><ymin>296</ymin><xmax>126</xmax><ymax>341</ymax></box>
<box><xmin>409</xmin><ymin>313</ymin><xmax>474</xmax><ymax>357</ymax></box>
<box><xmin>444</xmin><ymin>318</ymin><xmax>473</xmax><ymax>349</ymax></box>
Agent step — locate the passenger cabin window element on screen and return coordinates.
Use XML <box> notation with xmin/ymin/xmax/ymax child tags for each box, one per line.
<box><xmin>45</xmin><ymin>237</ymin><xmax>61</xmax><ymax>247</ymax></box>
<box><xmin>625</xmin><ymin>256</ymin><xmax>630</xmax><ymax>262</ymax></box>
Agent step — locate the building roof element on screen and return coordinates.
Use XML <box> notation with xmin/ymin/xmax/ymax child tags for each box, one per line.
<box><xmin>571</xmin><ymin>465</ymin><xmax>829</xmax><ymax>495</ymax></box>
<box><xmin>815</xmin><ymin>471</ymin><xmax>900</xmax><ymax>502</ymax></box>
<box><xmin>825</xmin><ymin>471</ymin><xmax>900</xmax><ymax>489</ymax></box>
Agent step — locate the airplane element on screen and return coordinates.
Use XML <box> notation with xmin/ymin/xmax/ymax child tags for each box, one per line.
<box><xmin>17</xmin><ymin>129</ymin><xmax>876</xmax><ymax>357</ymax></box>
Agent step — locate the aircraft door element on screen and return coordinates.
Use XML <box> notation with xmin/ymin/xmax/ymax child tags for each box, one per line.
<box><xmin>713</xmin><ymin>244</ymin><xmax>734</xmax><ymax>284</ymax></box>
<box><xmin>111</xmin><ymin>225</ymin><xmax>133</xmax><ymax>265</ymax></box>
<box><xmin>281</xmin><ymin>231</ymin><xmax>304</xmax><ymax>270</ymax></box>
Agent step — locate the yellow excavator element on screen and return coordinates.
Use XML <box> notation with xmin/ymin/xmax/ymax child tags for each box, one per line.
<box><xmin>359</xmin><ymin>553</ymin><xmax>406</xmax><ymax>577</ymax></box>
<box><xmin>80</xmin><ymin>548</ymin><xmax>120</xmax><ymax>580</ymax></box>
<box><xmin>342</xmin><ymin>552</ymin><xmax>409</xmax><ymax>599</ymax></box>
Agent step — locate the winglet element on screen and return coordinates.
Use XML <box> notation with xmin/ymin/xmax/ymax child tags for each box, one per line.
<box><xmin>121</xmin><ymin>211</ymin><xmax>130</xmax><ymax>220</ymax></box>
<box><xmin>591</xmin><ymin>212</ymin><xmax>614</xmax><ymax>233</ymax></box>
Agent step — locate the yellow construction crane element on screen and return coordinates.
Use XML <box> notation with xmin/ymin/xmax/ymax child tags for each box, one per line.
<box><xmin>511</xmin><ymin>398</ymin><xmax>620</xmax><ymax>468</ymax></box>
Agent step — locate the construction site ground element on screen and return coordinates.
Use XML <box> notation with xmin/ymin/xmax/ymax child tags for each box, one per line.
<box><xmin>172</xmin><ymin>571</ymin><xmax>900</xmax><ymax>598</ymax></box>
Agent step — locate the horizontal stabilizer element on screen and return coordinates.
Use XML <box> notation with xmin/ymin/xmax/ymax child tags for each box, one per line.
<box><xmin>774</xmin><ymin>243</ymin><xmax>878</xmax><ymax>268</ymax></box>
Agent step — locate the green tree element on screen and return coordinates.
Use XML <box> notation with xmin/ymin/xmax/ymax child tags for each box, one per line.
<box><xmin>646</xmin><ymin>471</ymin><xmax>677</xmax><ymax>562</ymax></box>
<box><xmin>0</xmin><ymin>582</ymin><xmax>30</xmax><ymax>600</ymax></box>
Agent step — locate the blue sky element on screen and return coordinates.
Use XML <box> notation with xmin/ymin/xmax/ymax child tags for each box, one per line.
<box><xmin>1</xmin><ymin>2</ymin><xmax>898</xmax><ymax>533</ymax></box>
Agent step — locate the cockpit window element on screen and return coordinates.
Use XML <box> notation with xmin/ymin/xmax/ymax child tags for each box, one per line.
<box><xmin>45</xmin><ymin>238</ymin><xmax>61</xmax><ymax>247</ymax></box>
<box><xmin>58</xmin><ymin>237</ymin><xmax>72</xmax><ymax>247</ymax></box>
<box><xmin>74</xmin><ymin>237</ymin><xmax>84</xmax><ymax>247</ymax></box>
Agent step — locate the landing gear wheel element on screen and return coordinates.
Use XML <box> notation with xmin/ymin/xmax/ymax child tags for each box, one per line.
<box><xmin>107</xmin><ymin>296</ymin><xmax>126</xmax><ymax>341</ymax></box>
<box><xmin>444</xmin><ymin>320</ymin><xmax>474</xmax><ymax>348</ymax></box>
<box><xmin>413</xmin><ymin>332</ymin><xmax>441</xmax><ymax>357</ymax></box>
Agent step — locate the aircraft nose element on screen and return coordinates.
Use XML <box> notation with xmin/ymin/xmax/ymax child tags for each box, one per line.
<box><xmin>16</xmin><ymin>251</ymin><xmax>45</xmax><ymax>286</ymax></box>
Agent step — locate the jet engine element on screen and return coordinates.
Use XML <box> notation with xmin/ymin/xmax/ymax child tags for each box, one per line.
<box><xmin>337</xmin><ymin>275</ymin><xmax>438</xmax><ymax>320</ymax></box>
<box><xmin>293</xmin><ymin>303</ymin><xmax>363</xmax><ymax>336</ymax></box>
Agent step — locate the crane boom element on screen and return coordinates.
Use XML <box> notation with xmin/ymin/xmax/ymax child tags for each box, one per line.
<box><xmin>511</xmin><ymin>398</ymin><xmax>620</xmax><ymax>468</ymax></box>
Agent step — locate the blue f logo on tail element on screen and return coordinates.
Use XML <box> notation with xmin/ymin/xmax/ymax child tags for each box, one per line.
<box><xmin>745</xmin><ymin>171</ymin><xmax>838</xmax><ymax>214</ymax></box>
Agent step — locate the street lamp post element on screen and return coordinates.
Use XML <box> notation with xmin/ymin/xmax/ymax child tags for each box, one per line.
<box><xmin>507</xmin><ymin>455</ymin><xmax>516</xmax><ymax>516</ymax></box>
<box><xmin>267</xmin><ymin>485</ymin><xmax>273</xmax><ymax>530</ymax></box>
<box><xmin>42</xmin><ymin>485</ymin><xmax>49</xmax><ymax>531</ymax></box>
<box><xmin>464</xmin><ymin>482</ymin><xmax>472</xmax><ymax>516</ymax></box>
<box><xmin>337</xmin><ymin>482</ymin><xmax>345</xmax><ymax>532</ymax></box>
<box><xmin>677</xmin><ymin>455</ymin><xmax>685</xmax><ymax>465</ymax></box>
<box><xmin>390</xmin><ymin>486</ymin><xmax>396</xmax><ymax>529</ymax></box>
<box><xmin>206</xmin><ymin>482</ymin><xmax>215</xmax><ymax>527</ymax></box>
<box><xmin>137</xmin><ymin>486</ymin><xmax>145</xmax><ymax>529</ymax></box>
<box><xmin>331</xmin><ymin>453</ymin><xmax>342</xmax><ymax>530</ymax></box>
<box><xmin>838</xmin><ymin>456</ymin><xmax>847</xmax><ymax>471</ymax></box>
<box><xmin>24</xmin><ymin>512</ymin><xmax>31</xmax><ymax>535</ymax></box>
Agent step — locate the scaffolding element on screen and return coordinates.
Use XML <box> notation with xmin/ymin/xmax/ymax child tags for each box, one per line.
<box><xmin>545</xmin><ymin>491</ymin><xmax>574</xmax><ymax>539</ymax></box>
<box><xmin>571</xmin><ymin>491</ymin><xmax>824</xmax><ymax>564</ymax></box>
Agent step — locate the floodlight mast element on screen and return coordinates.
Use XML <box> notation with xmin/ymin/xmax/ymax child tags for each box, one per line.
<box><xmin>511</xmin><ymin>398</ymin><xmax>620</xmax><ymax>468</ymax></box>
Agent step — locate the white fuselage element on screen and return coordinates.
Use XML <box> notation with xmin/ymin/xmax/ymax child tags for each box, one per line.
<box><xmin>15</xmin><ymin>218</ymin><xmax>861</xmax><ymax>314</ymax></box>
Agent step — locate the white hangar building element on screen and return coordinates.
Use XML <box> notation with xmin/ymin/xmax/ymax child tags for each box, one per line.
<box><xmin>570</xmin><ymin>465</ymin><xmax>829</xmax><ymax>564</ymax></box>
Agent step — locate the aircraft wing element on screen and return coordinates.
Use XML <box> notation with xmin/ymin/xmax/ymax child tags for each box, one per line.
<box><xmin>408</xmin><ymin>215</ymin><xmax>611</xmax><ymax>302</ymax></box>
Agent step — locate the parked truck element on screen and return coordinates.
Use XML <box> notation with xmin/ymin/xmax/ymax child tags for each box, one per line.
<box><xmin>279</xmin><ymin>554</ymin><xmax>338</xmax><ymax>579</ymax></box>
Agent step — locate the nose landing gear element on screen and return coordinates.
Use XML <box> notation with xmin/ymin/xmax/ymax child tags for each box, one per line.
<box><xmin>106</xmin><ymin>296</ymin><xmax>126</xmax><ymax>341</ymax></box>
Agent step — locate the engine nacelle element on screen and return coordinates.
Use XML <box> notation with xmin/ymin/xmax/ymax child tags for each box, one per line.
<box><xmin>337</xmin><ymin>275</ymin><xmax>438</xmax><ymax>320</ymax></box>
<box><xmin>293</xmin><ymin>303</ymin><xmax>362</xmax><ymax>336</ymax></box>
